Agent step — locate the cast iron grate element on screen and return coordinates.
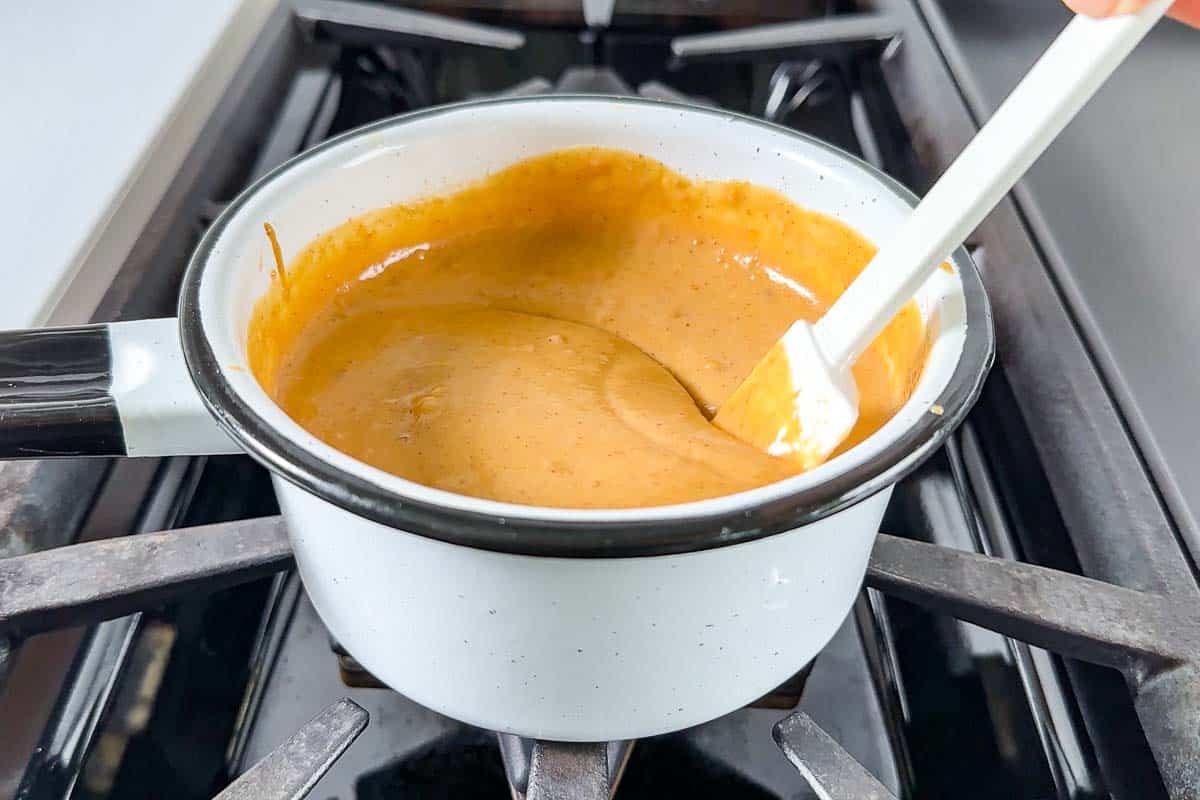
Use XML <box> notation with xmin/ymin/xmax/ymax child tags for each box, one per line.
<box><xmin>2</xmin><ymin>516</ymin><xmax>1197</xmax><ymax>798</ymax></box>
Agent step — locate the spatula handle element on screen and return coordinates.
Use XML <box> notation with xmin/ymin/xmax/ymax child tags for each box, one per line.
<box><xmin>813</xmin><ymin>0</ymin><xmax>1171</xmax><ymax>371</ymax></box>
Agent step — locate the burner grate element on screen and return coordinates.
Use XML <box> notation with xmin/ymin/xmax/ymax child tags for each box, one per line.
<box><xmin>214</xmin><ymin>698</ymin><xmax>368</xmax><ymax>800</ymax></box>
<box><xmin>3</xmin><ymin>518</ymin><xmax>1197</xmax><ymax>797</ymax></box>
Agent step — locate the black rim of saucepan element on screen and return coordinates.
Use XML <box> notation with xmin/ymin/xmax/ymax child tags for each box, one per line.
<box><xmin>178</xmin><ymin>95</ymin><xmax>995</xmax><ymax>559</ymax></box>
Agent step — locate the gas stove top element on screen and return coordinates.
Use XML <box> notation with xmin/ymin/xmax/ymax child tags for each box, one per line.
<box><xmin>2</xmin><ymin>2</ymin><xmax>1197</xmax><ymax>799</ymax></box>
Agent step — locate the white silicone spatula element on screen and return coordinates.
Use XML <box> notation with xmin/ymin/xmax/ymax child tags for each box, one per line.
<box><xmin>714</xmin><ymin>0</ymin><xmax>1171</xmax><ymax>470</ymax></box>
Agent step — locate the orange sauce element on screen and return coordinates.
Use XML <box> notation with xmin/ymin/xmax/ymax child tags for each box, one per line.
<box><xmin>248</xmin><ymin>147</ymin><xmax>928</xmax><ymax>508</ymax></box>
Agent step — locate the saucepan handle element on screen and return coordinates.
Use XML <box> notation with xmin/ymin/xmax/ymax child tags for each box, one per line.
<box><xmin>0</xmin><ymin>318</ymin><xmax>238</xmax><ymax>458</ymax></box>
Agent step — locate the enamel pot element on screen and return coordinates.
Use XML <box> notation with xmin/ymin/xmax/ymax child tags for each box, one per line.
<box><xmin>0</xmin><ymin>96</ymin><xmax>992</xmax><ymax>742</ymax></box>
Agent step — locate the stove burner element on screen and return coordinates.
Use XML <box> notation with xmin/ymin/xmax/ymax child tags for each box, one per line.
<box><xmin>3</xmin><ymin>1</ymin><xmax>1197</xmax><ymax>798</ymax></box>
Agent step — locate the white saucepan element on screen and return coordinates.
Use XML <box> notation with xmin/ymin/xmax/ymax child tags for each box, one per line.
<box><xmin>0</xmin><ymin>96</ymin><xmax>992</xmax><ymax>741</ymax></box>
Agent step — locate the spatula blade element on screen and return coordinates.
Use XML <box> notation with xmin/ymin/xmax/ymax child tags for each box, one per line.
<box><xmin>713</xmin><ymin>320</ymin><xmax>859</xmax><ymax>472</ymax></box>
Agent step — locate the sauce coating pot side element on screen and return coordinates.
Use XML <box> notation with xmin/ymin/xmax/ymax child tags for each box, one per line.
<box><xmin>0</xmin><ymin>97</ymin><xmax>993</xmax><ymax>741</ymax></box>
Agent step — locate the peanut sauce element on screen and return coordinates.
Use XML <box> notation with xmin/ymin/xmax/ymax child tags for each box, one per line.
<box><xmin>248</xmin><ymin>148</ymin><xmax>928</xmax><ymax>508</ymax></box>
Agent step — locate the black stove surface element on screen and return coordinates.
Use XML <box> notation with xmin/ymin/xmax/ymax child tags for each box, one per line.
<box><xmin>4</xmin><ymin>2</ymin><xmax>1176</xmax><ymax>799</ymax></box>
